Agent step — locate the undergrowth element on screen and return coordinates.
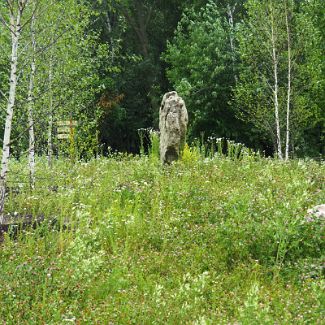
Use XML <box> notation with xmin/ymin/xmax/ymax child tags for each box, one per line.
<box><xmin>0</xmin><ymin>148</ymin><xmax>324</xmax><ymax>324</ymax></box>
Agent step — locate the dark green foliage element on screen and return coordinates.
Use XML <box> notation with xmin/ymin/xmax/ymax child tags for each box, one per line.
<box><xmin>163</xmin><ymin>2</ymin><xmax>262</xmax><ymax>149</ymax></box>
<box><xmin>0</xmin><ymin>0</ymin><xmax>323</xmax><ymax>156</ymax></box>
<box><xmin>90</xmin><ymin>0</ymin><xmax>186</xmax><ymax>152</ymax></box>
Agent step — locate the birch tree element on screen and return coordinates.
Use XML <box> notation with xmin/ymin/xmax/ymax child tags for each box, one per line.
<box><xmin>27</xmin><ymin>2</ymin><xmax>36</xmax><ymax>187</ymax></box>
<box><xmin>224</xmin><ymin>0</ymin><xmax>245</xmax><ymax>84</ymax></box>
<box><xmin>269</xmin><ymin>3</ymin><xmax>283</xmax><ymax>159</ymax></box>
<box><xmin>0</xmin><ymin>0</ymin><xmax>104</xmax><ymax>209</ymax></box>
<box><xmin>47</xmin><ymin>52</ymin><xmax>53</xmax><ymax>167</ymax></box>
<box><xmin>32</xmin><ymin>0</ymin><xmax>111</xmax><ymax>160</ymax></box>
<box><xmin>284</xmin><ymin>1</ymin><xmax>292</xmax><ymax>160</ymax></box>
<box><xmin>234</xmin><ymin>0</ymin><xmax>320</xmax><ymax>158</ymax></box>
<box><xmin>0</xmin><ymin>0</ymin><xmax>29</xmax><ymax>213</ymax></box>
<box><xmin>21</xmin><ymin>0</ymin><xmax>110</xmax><ymax>164</ymax></box>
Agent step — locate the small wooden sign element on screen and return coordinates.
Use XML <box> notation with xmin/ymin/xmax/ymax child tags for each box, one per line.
<box><xmin>57</xmin><ymin>120</ymin><xmax>78</xmax><ymax>127</ymax></box>
<box><xmin>57</xmin><ymin>126</ymin><xmax>70</xmax><ymax>134</ymax></box>
<box><xmin>57</xmin><ymin>120</ymin><xmax>77</xmax><ymax>140</ymax></box>
<box><xmin>57</xmin><ymin>133</ymin><xmax>70</xmax><ymax>140</ymax></box>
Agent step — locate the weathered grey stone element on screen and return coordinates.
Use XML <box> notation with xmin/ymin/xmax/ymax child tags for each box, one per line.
<box><xmin>159</xmin><ymin>91</ymin><xmax>188</xmax><ymax>164</ymax></box>
<box><xmin>306</xmin><ymin>204</ymin><xmax>325</xmax><ymax>222</ymax></box>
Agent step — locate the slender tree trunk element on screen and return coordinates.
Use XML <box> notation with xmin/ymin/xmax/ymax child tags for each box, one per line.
<box><xmin>285</xmin><ymin>4</ymin><xmax>292</xmax><ymax>161</ymax></box>
<box><xmin>48</xmin><ymin>57</ymin><xmax>53</xmax><ymax>167</ymax></box>
<box><xmin>47</xmin><ymin>0</ymin><xmax>54</xmax><ymax>167</ymax></box>
<box><xmin>121</xmin><ymin>1</ymin><xmax>152</xmax><ymax>59</ymax></box>
<box><xmin>227</xmin><ymin>3</ymin><xmax>238</xmax><ymax>83</ymax></box>
<box><xmin>270</xmin><ymin>10</ymin><xmax>283</xmax><ymax>160</ymax></box>
<box><xmin>105</xmin><ymin>13</ymin><xmax>115</xmax><ymax>64</ymax></box>
<box><xmin>0</xmin><ymin>3</ymin><xmax>24</xmax><ymax>213</ymax></box>
<box><xmin>136</xmin><ymin>2</ymin><xmax>149</xmax><ymax>58</ymax></box>
<box><xmin>28</xmin><ymin>8</ymin><xmax>36</xmax><ymax>188</ymax></box>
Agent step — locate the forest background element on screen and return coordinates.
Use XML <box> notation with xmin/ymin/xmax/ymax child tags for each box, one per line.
<box><xmin>0</xmin><ymin>0</ymin><xmax>324</xmax><ymax>162</ymax></box>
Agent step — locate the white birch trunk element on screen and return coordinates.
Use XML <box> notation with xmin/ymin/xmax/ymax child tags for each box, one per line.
<box><xmin>0</xmin><ymin>2</ymin><xmax>25</xmax><ymax>213</ymax></box>
<box><xmin>270</xmin><ymin>12</ymin><xmax>283</xmax><ymax>160</ymax></box>
<box><xmin>227</xmin><ymin>3</ymin><xmax>238</xmax><ymax>83</ymax></box>
<box><xmin>47</xmin><ymin>57</ymin><xmax>53</xmax><ymax>167</ymax></box>
<box><xmin>28</xmin><ymin>8</ymin><xmax>36</xmax><ymax>188</ymax></box>
<box><xmin>285</xmin><ymin>6</ymin><xmax>291</xmax><ymax>161</ymax></box>
<box><xmin>47</xmin><ymin>0</ymin><xmax>54</xmax><ymax>167</ymax></box>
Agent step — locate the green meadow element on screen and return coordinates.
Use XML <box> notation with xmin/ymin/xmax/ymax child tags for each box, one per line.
<box><xmin>0</xmin><ymin>149</ymin><xmax>324</xmax><ymax>324</ymax></box>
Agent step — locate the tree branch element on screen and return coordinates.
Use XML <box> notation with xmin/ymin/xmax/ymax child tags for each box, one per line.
<box><xmin>0</xmin><ymin>11</ymin><xmax>15</xmax><ymax>36</ymax></box>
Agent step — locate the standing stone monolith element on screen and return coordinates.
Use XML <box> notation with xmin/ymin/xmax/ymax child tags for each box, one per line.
<box><xmin>159</xmin><ymin>91</ymin><xmax>188</xmax><ymax>164</ymax></box>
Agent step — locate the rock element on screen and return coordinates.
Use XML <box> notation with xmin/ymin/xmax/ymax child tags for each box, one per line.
<box><xmin>306</xmin><ymin>204</ymin><xmax>325</xmax><ymax>222</ymax></box>
<box><xmin>159</xmin><ymin>91</ymin><xmax>188</xmax><ymax>164</ymax></box>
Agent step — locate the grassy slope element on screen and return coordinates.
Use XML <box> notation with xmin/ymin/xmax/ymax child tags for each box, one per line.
<box><xmin>0</xmin><ymin>154</ymin><xmax>324</xmax><ymax>324</ymax></box>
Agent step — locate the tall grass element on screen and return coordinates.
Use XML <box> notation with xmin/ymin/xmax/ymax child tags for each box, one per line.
<box><xmin>0</xmin><ymin>149</ymin><xmax>324</xmax><ymax>323</ymax></box>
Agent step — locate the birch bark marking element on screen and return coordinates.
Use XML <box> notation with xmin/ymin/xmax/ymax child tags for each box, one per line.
<box><xmin>285</xmin><ymin>3</ymin><xmax>292</xmax><ymax>161</ymax></box>
<box><xmin>270</xmin><ymin>6</ymin><xmax>283</xmax><ymax>160</ymax></box>
<box><xmin>0</xmin><ymin>0</ymin><xmax>27</xmax><ymax>213</ymax></box>
<box><xmin>28</xmin><ymin>5</ymin><xmax>36</xmax><ymax>188</ymax></box>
